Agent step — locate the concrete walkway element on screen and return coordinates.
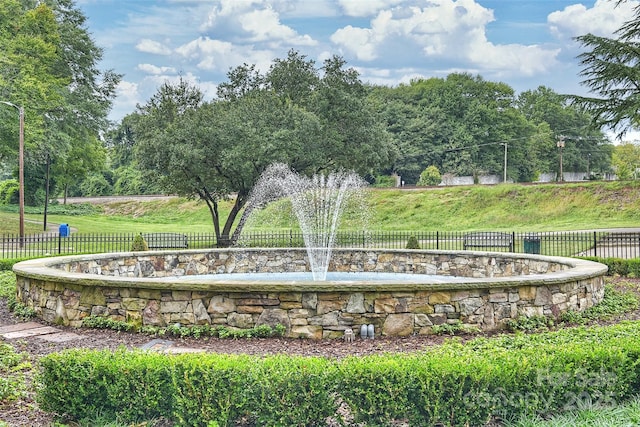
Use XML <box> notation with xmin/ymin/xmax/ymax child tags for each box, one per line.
<box><xmin>0</xmin><ymin>321</ymin><xmax>84</xmax><ymax>343</ymax></box>
<box><xmin>0</xmin><ymin>321</ymin><xmax>203</xmax><ymax>353</ymax></box>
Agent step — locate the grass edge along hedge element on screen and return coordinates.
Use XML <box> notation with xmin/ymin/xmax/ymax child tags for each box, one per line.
<box><xmin>37</xmin><ymin>321</ymin><xmax>640</xmax><ymax>427</ymax></box>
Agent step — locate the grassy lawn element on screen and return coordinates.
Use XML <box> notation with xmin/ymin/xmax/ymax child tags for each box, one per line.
<box><xmin>1</xmin><ymin>181</ymin><xmax>639</xmax><ymax>235</ymax></box>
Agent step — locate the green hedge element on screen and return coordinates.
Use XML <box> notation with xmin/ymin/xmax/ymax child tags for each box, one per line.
<box><xmin>582</xmin><ymin>256</ymin><xmax>640</xmax><ymax>277</ymax></box>
<box><xmin>37</xmin><ymin>321</ymin><xmax>640</xmax><ymax>426</ymax></box>
<box><xmin>0</xmin><ymin>258</ymin><xmax>29</xmax><ymax>271</ymax></box>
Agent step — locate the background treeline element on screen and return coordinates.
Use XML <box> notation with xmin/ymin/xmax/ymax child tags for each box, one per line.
<box><xmin>2</xmin><ymin>0</ymin><xmax>640</xmax><ymax>210</ymax></box>
<box><xmin>100</xmin><ymin>68</ymin><xmax>614</xmax><ymax>197</ymax></box>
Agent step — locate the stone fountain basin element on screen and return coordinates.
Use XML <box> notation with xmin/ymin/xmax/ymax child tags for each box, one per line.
<box><xmin>13</xmin><ymin>248</ymin><xmax>608</xmax><ymax>338</ymax></box>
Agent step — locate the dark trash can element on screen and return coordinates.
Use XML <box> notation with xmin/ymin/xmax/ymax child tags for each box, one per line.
<box><xmin>523</xmin><ymin>233</ymin><xmax>540</xmax><ymax>254</ymax></box>
<box><xmin>59</xmin><ymin>223</ymin><xmax>69</xmax><ymax>237</ymax></box>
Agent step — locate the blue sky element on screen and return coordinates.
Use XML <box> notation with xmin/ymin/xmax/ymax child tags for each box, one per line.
<box><xmin>77</xmin><ymin>0</ymin><xmax>639</xmax><ymax>133</ymax></box>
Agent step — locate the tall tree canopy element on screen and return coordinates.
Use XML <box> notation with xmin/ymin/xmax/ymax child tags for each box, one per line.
<box><xmin>572</xmin><ymin>0</ymin><xmax>640</xmax><ymax>138</ymax></box>
<box><xmin>373</xmin><ymin>73</ymin><xmax>539</xmax><ymax>183</ymax></box>
<box><xmin>134</xmin><ymin>52</ymin><xmax>394</xmax><ymax>246</ymax></box>
<box><xmin>517</xmin><ymin>86</ymin><xmax>611</xmax><ymax>179</ymax></box>
<box><xmin>612</xmin><ymin>141</ymin><xmax>640</xmax><ymax>179</ymax></box>
<box><xmin>0</xmin><ymin>0</ymin><xmax>119</xmax><ymax>204</ymax></box>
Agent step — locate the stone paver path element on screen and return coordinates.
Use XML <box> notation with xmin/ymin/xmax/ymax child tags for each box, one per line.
<box><xmin>0</xmin><ymin>322</ymin><xmax>84</xmax><ymax>342</ymax></box>
<box><xmin>0</xmin><ymin>321</ymin><xmax>203</xmax><ymax>352</ymax></box>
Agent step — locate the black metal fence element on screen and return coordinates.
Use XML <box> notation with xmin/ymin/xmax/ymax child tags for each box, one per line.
<box><xmin>1</xmin><ymin>230</ymin><xmax>639</xmax><ymax>260</ymax></box>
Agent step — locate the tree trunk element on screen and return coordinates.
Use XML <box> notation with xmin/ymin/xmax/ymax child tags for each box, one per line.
<box><xmin>220</xmin><ymin>194</ymin><xmax>246</xmax><ymax>247</ymax></box>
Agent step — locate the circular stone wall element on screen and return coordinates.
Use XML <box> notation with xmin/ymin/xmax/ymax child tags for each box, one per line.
<box><xmin>13</xmin><ymin>248</ymin><xmax>607</xmax><ymax>339</ymax></box>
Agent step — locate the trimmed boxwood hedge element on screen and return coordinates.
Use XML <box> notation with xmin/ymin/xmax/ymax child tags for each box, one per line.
<box><xmin>582</xmin><ymin>256</ymin><xmax>640</xmax><ymax>277</ymax></box>
<box><xmin>37</xmin><ymin>321</ymin><xmax>640</xmax><ymax>426</ymax></box>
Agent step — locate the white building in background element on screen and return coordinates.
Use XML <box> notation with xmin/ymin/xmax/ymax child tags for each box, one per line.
<box><xmin>395</xmin><ymin>172</ymin><xmax>618</xmax><ymax>188</ymax></box>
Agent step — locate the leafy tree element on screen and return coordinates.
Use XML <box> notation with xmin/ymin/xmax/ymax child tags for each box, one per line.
<box><xmin>370</xmin><ymin>85</ymin><xmax>446</xmax><ymax>184</ymax></box>
<box><xmin>54</xmin><ymin>135</ymin><xmax>106</xmax><ymax>201</ymax></box>
<box><xmin>136</xmin><ymin>89</ymin><xmax>322</xmax><ymax>245</ymax></box>
<box><xmin>375</xmin><ymin>73</ymin><xmax>537</xmax><ymax>182</ymax></box>
<box><xmin>417</xmin><ymin>165</ymin><xmax>442</xmax><ymax>186</ymax></box>
<box><xmin>266</xmin><ymin>49</ymin><xmax>318</xmax><ymax>105</ymax></box>
<box><xmin>572</xmin><ymin>1</ymin><xmax>640</xmax><ymax>138</ymax></box>
<box><xmin>517</xmin><ymin>86</ymin><xmax>612</xmax><ymax>178</ymax></box>
<box><xmin>104</xmin><ymin>111</ymin><xmax>162</xmax><ymax>195</ymax></box>
<box><xmin>612</xmin><ymin>142</ymin><xmax>640</xmax><ymax>180</ymax></box>
<box><xmin>71</xmin><ymin>170</ymin><xmax>112</xmax><ymax>196</ymax></box>
<box><xmin>0</xmin><ymin>179</ymin><xmax>19</xmax><ymax>204</ymax></box>
<box><xmin>135</xmin><ymin>53</ymin><xmax>393</xmax><ymax>246</ymax></box>
<box><xmin>0</xmin><ymin>0</ymin><xmax>119</xmax><ymax>205</ymax></box>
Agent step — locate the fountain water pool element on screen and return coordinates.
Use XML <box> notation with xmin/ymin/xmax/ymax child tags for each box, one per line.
<box><xmin>11</xmin><ymin>166</ymin><xmax>610</xmax><ymax>337</ymax></box>
<box><xmin>172</xmin><ymin>271</ymin><xmax>486</xmax><ymax>284</ymax></box>
<box><xmin>13</xmin><ymin>248</ymin><xmax>607</xmax><ymax>338</ymax></box>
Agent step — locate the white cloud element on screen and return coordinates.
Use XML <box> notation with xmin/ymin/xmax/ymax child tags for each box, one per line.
<box><xmin>467</xmin><ymin>43</ymin><xmax>561</xmax><ymax>77</ymax></box>
<box><xmin>548</xmin><ymin>0</ymin><xmax>640</xmax><ymax>39</ymax></box>
<box><xmin>135</xmin><ymin>39</ymin><xmax>172</xmax><ymax>55</ymax></box>
<box><xmin>277</xmin><ymin>0</ymin><xmax>338</xmax><ymax>18</ymax></box>
<box><xmin>331</xmin><ymin>25</ymin><xmax>378</xmax><ymax>60</ymax></box>
<box><xmin>199</xmin><ymin>0</ymin><xmax>316</xmax><ymax>46</ymax></box>
<box><xmin>238</xmin><ymin>8</ymin><xmax>316</xmax><ymax>45</ymax></box>
<box><xmin>331</xmin><ymin>0</ymin><xmax>560</xmax><ymax>77</ymax></box>
<box><xmin>176</xmin><ymin>37</ymin><xmax>274</xmax><ymax>73</ymax></box>
<box><xmin>337</xmin><ymin>0</ymin><xmax>405</xmax><ymax>17</ymax></box>
<box><xmin>136</xmin><ymin>64</ymin><xmax>177</xmax><ymax>75</ymax></box>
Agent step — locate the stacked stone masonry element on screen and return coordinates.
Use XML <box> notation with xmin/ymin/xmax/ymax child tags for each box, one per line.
<box><xmin>14</xmin><ymin>249</ymin><xmax>607</xmax><ymax>339</ymax></box>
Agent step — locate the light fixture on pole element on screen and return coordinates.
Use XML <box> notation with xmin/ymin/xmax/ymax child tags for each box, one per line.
<box><xmin>0</xmin><ymin>101</ymin><xmax>25</xmax><ymax>245</ymax></box>
<box><xmin>557</xmin><ymin>136</ymin><xmax>565</xmax><ymax>182</ymax></box>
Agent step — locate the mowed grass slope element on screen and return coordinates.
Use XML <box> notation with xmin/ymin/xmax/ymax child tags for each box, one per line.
<box><xmin>368</xmin><ymin>181</ymin><xmax>640</xmax><ymax>231</ymax></box>
<box><xmin>1</xmin><ymin>181</ymin><xmax>639</xmax><ymax>235</ymax></box>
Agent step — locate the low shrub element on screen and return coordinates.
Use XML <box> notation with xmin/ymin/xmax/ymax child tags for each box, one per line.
<box><xmin>372</xmin><ymin>175</ymin><xmax>396</xmax><ymax>188</ymax></box>
<box><xmin>506</xmin><ymin>315</ymin><xmax>554</xmax><ymax>332</ymax></box>
<box><xmin>37</xmin><ymin>321</ymin><xmax>640</xmax><ymax>426</ymax></box>
<box><xmin>417</xmin><ymin>165</ymin><xmax>442</xmax><ymax>186</ymax></box>
<box><xmin>405</xmin><ymin>235</ymin><xmax>421</xmax><ymax>249</ymax></box>
<box><xmin>82</xmin><ymin>315</ymin><xmax>286</xmax><ymax>339</ymax></box>
<box><xmin>0</xmin><ymin>271</ymin><xmax>15</xmax><ymax>298</ymax></box>
<box><xmin>131</xmin><ymin>234</ymin><xmax>149</xmax><ymax>251</ymax></box>
<box><xmin>0</xmin><ymin>343</ymin><xmax>30</xmax><ymax>404</ymax></box>
<box><xmin>431</xmin><ymin>320</ymin><xmax>481</xmax><ymax>335</ymax></box>
<box><xmin>6</xmin><ymin>296</ymin><xmax>36</xmax><ymax>321</ymax></box>
<box><xmin>81</xmin><ymin>316</ymin><xmax>136</xmax><ymax>332</ymax></box>
<box><xmin>37</xmin><ymin>349</ymin><xmax>175</xmax><ymax>422</ymax></box>
<box><xmin>561</xmin><ymin>283</ymin><xmax>639</xmax><ymax>324</ymax></box>
<box><xmin>0</xmin><ymin>272</ymin><xmax>35</xmax><ymax>320</ymax></box>
<box><xmin>0</xmin><ymin>258</ymin><xmax>28</xmax><ymax>271</ymax></box>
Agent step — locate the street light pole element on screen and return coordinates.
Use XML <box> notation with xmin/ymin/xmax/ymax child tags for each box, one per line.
<box><xmin>1</xmin><ymin>101</ymin><xmax>25</xmax><ymax>245</ymax></box>
<box><xmin>502</xmin><ymin>143</ymin><xmax>508</xmax><ymax>183</ymax></box>
<box><xmin>557</xmin><ymin>136</ymin><xmax>565</xmax><ymax>182</ymax></box>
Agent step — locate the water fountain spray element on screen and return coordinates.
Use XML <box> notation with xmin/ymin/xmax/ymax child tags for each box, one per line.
<box><xmin>241</xmin><ymin>163</ymin><xmax>366</xmax><ymax>280</ymax></box>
